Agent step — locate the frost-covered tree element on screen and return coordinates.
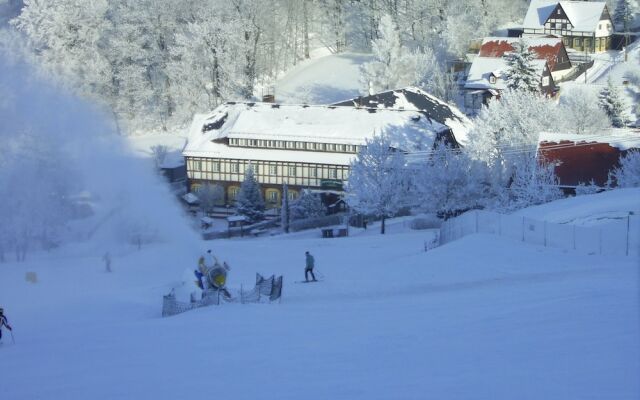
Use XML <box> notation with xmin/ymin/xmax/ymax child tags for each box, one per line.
<box><xmin>599</xmin><ymin>77</ymin><xmax>628</xmax><ymax>127</ymax></box>
<box><xmin>411</xmin><ymin>142</ymin><xmax>484</xmax><ymax>216</ymax></box>
<box><xmin>281</xmin><ymin>183</ymin><xmax>290</xmax><ymax>233</ymax></box>
<box><xmin>575</xmin><ymin>180</ymin><xmax>601</xmax><ymax>195</ymax></box>
<box><xmin>197</xmin><ymin>183</ymin><xmax>224</xmax><ymax>215</ymax></box>
<box><xmin>290</xmin><ymin>190</ymin><xmax>326</xmax><ymax>220</ymax></box>
<box><xmin>558</xmin><ymin>85</ymin><xmax>610</xmax><ymax>135</ymax></box>
<box><xmin>609</xmin><ymin>150</ymin><xmax>640</xmax><ymax>187</ymax></box>
<box><xmin>235</xmin><ymin>164</ymin><xmax>265</xmax><ymax>222</ymax></box>
<box><xmin>467</xmin><ymin>89</ymin><xmax>561</xmax><ymax>208</ymax></box>
<box><xmin>503</xmin><ymin>39</ymin><xmax>539</xmax><ymax>93</ymax></box>
<box><xmin>508</xmin><ymin>159</ymin><xmax>562</xmax><ymax>210</ymax></box>
<box><xmin>614</xmin><ymin>0</ymin><xmax>634</xmax><ymax>32</ymax></box>
<box><xmin>360</xmin><ymin>14</ymin><xmax>426</xmax><ymax>93</ymax></box>
<box><xmin>346</xmin><ymin>134</ymin><xmax>408</xmax><ymax>234</ymax></box>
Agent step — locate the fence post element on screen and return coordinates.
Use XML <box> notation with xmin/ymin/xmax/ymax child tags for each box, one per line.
<box><xmin>626</xmin><ymin>215</ymin><xmax>630</xmax><ymax>257</ymax></box>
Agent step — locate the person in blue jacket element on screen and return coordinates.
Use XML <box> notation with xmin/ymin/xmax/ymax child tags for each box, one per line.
<box><xmin>305</xmin><ymin>251</ymin><xmax>316</xmax><ymax>282</ymax></box>
<box><xmin>0</xmin><ymin>307</ymin><xmax>12</xmax><ymax>341</ymax></box>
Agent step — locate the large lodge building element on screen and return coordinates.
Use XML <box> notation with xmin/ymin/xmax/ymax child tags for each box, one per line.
<box><xmin>183</xmin><ymin>92</ymin><xmax>469</xmax><ymax>208</ymax></box>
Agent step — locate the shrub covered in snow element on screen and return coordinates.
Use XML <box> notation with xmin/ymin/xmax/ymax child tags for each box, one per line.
<box><xmin>609</xmin><ymin>150</ymin><xmax>640</xmax><ymax>188</ymax></box>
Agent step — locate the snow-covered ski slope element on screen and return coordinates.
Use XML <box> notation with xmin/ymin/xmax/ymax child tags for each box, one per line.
<box><xmin>0</xmin><ymin>196</ymin><xmax>638</xmax><ymax>399</ymax></box>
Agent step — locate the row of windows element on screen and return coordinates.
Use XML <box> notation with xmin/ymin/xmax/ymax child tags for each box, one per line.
<box><xmin>228</xmin><ymin>137</ymin><xmax>359</xmax><ymax>153</ymax></box>
<box><xmin>187</xmin><ymin>158</ymin><xmax>343</xmax><ymax>179</ymax></box>
<box><xmin>192</xmin><ymin>183</ymin><xmax>298</xmax><ymax>203</ymax></box>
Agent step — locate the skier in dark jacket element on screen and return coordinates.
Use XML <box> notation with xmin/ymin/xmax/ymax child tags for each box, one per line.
<box><xmin>0</xmin><ymin>308</ymin><xmax>12</xmax><ymax>341</ymax></box>
<box><xmin>305</xmin><ymin>251</ymin><xmax>316</xmax><ymax>282</ymax></box>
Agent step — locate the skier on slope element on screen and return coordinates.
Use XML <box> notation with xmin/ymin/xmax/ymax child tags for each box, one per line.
<box><xmin>0</xmin><ymin>308</ymin><xmax>12</xmax><ymax>341</ymax></box>
<box><xmin>304</xmin><ymin>251</ymin><xmax>317</xmax><ymax>282</ymax></box>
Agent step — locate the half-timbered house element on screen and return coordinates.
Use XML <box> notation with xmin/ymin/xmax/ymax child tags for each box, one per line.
<box><xmin>523</xmin><ymin>0</ymin><xmax>613</xmax><ymax>53</ymax></box>
<box><xmin>183</xmin><ymin>102</ymin><xmax>457</xmax><ymax>208</ymax></box>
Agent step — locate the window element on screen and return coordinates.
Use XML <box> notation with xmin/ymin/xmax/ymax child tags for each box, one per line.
<box><xmin>288</xmin><ymin>166</ymin><xmax>297</xmax><ymax>176</ymax></box>
<box><xmin>286</xmin><ymin>141</ymin><xmax>295</xmax><ymax>149</ymax></box>
<box><xmin>489</xmin><ymin>75</ymin><xmax>496</xmax><ymax>84</ymax></box>
<box><xmin>288</xmin><ymin>190</ymin><xmax>298</xmax><ymax>201</ymax></box>
<box><xmin>557</xmin><ymin>9</ymin><xmax>561</xmax><ymax>15</ymax></box>
<box><xmin>231</xmin><ymin>163</ymin><xmax>240</xmax><ymax>173</ymax></box>
<box><xmin>266</xmin><ymin>189</ymin><xmax>279</xmax><ymax>202</ymax></box>
<box><xmin>212</xmin><ymin>162</ymin><xmax>220</xmax><ymax>172</ymax></box>
<box><xmin>598</xmin><ymin>24</ymin><xmax>601</xmax><ymax>30</ymax></box>
<box><xmin>550</xmin><ymin>22</ymin><xmax>556</xmax><ymax>29</ymax></box>
<box><xmin>228</xmin><ymin>186</ymin><xmax>239</xmax><ymax>200</ymax></box>
<box><xmin>296</xmin><ymin>142</ymin><xmax>304</xmax><ymax>149</ymax></box>
<box><xmin>329</xmin><ymin>168</ymin><xmax>337</xmax><ymax>179</ymax></box>
<box><xmin>310</xmin><ymin>167</ymin><xmax>317</xmax><ymax>178</ymax></box>
<box><xmin>269</xmin><ymin>165</ymin><xmax>277</xmax><ymax>175</ymax></box>
<box><xmin>542</xmin><ymin>76</ymin><xmax>549</xmax><ymax>86</ymax></box>
<box><xmin>193</xmin><ymin>160</ymin><xmax>202</xmax><ymax>171</ymax></box>
<box><xmin>561</xmin><ymin>23</ymin><xmax>567</xmax><ymax>29</ymax></box>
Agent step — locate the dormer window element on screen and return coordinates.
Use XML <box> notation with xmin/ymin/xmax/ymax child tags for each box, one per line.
<box><xmin>557</xmin><ymin>9</ymin><xmax>561</xmax><ymax>15</ymax></box>
<box><xmin>489</xmin><ymin>75</ymin><xmax>497</xmax><ymax>84</ymax></box>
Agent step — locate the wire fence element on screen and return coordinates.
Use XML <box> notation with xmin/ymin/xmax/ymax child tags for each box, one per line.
<box><xmin>440</xmin><ymin>210</ymin><xmax>639</xmax><ymax>257</ymax></box>
<box><xmin>162</xmin><ymin>273</ymin><xmax>283</xmax><ymax>317</ymax></box>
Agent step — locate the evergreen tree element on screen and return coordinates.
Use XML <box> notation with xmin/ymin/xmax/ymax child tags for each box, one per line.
<box><xmin>503</xmin><ymin>39</ymin><xmax>539</xmax><ymax>93</ymax></box>
<box><xmin>235</xmin><ymin>164</ymin><xmax>265</xmax><ymax>223</ymax></box>
<box><xmin>599</xmin><ymin>77</ymin><xmax>628</xmax><ymax>127</ymax></box>
<box><xmin>290</xmin><ymin>190</ymin><xmax>326</xmax><ymax>220</ymax></box>
<box><xmin>281</xmin><ymin>183</ymin><xmax>289</xmax><ymax>233</ymax></box>
<box><xmin>614</xmin><ymin>0</ymin><xmax>634</xmax><ymax>32</ymax></box>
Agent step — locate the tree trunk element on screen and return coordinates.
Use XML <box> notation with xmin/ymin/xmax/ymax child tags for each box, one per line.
<box><xmin>381</xmin><ymin>216</ymin><xmax>386</xmax><ymax>234</ymax></box>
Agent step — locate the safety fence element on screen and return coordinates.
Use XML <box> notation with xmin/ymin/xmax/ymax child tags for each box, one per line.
<box><xmin>162</xmin><ymin>273</ymin><xmax>283</xmax><ymax>317</ymax></box>
<box><xmin>440</xmin><ymin>210</ymin><xmax>639</xmax><ymax>257</ymax></box>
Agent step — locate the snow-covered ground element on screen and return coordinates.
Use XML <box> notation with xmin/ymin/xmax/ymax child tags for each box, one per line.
<box><xmin>1</xmin><ymin>194</ymin><xmax>638</xmax><ymax>400</ymax></box>
<box><xmin>274</xmin><ymin>52</ymin><xmax>372</xmax><ymax>104</ymax></box>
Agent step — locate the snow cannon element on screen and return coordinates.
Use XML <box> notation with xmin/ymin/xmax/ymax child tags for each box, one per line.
<box><xmin>206</xmin><ymin>263</ymin><xmax>228</xmax><ymax>289</ymax></box>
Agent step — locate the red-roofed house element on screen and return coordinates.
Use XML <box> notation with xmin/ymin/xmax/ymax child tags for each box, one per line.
<box><xmin>479</xmin><ymin>37</ymin><xmax>573</xmax><ymax>80</ymax></box>
<box><xmin>538</xmin><ymin>131</ymin><xmax>640</xmax><ymax>190</ymax></box>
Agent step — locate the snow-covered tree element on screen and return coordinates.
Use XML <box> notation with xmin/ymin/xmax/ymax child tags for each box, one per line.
<box><xmin>290</xmin><ymin>190</ymin><xmax>326</xmax><ymax>220</ymax></box>
<box><xmin>467</xmin><ymin>89</ymin><xmax>561</xmax><ymax>206</ymax></box>
<box><xmin>503</xmin><ymin>39</ymin><xmax>540</xmax><ymax>93</ymax></box>
<box><xmin>558</xmin><ymin>85</ymin><xmax>610</xmax><ymax>135</ymax></box>
<box><xmin>150</xmin><ymin>145</ymin><xmax>168</xmax><ymax>168</ymax></box>
<box><xmin>614</xmin><ymin>0</ymin><xmax>634</xmax><ymax>31</ymax></box>
<box><xmin>609</xmin><ymin>150</ymin><xmax>640</xmax><ymax>187</ymax></box>
<box><xmin>360</xmin><ymin>14</ymin><xmax>426</xmax><ymax>93</ymax></box>
<box><xmin>599</xmin><ymin>77</ymin><xmax>628</xmax><ymax>127</ymax></box>
<box><xmin>411</xmin><ymin>142</ymin><xmax>484</xmax><ymax>217</ymax></box>
<box><xmin>508</xmin><ymin>159</ymin><xmax>562</xmax><ymax>210</ymax></box>
<box><xmin>346</xmin><ymin>134</ymin><xmax>408</xmax><ymax>234</ymax></box>
<box><xmin>575</xmin><ymin>180</ymin><xmax>601</xmax><ymax>195</ymax></box>
<box><xmin>235</xmin><ymin>164</ymin><xmax>265</xmax><ymax>222</ymax></box>
<box><xmin>281</xmin><ymin>183</ymin><xmax>289</xmax><ymax>233</ymax></box>
<box><xmin>197</xmin><ymin>183</ymin><xmax>224</xmax><ymax>215</ymax></box>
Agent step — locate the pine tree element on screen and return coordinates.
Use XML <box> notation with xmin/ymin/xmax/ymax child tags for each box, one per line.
<box><xmin>503</xmin><ymin>39</ymin><xmax>540</xmax><ymax>93</ymax></box>
<box><xmin>614</xmin><ymin>0</ymin><xmax>634</xmax><ymax>32</ymax></box>
<box><xmin>281</xmin><ymin>183</ymin><xmax>289</xmax><ymax>233</ymax></box>
<box><xmin>235</xmin><ymin>164</ymin><xmax>265</xmax><ymax>223</ymax></box>
<box><xmin>599</xmin><ymin>78</ymin><xmax>628</xmax><ymax>127</ymax></box>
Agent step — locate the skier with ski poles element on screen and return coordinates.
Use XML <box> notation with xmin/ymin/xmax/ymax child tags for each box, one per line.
<box><xmin>304</xmin><ymin>251</ymin><xmax>317</xmax><ymax>282</ymax></box>
<box><xmin>0</xmin><ymin>307</ymin><xmax>13</xmax><ymax>343</ymax></box>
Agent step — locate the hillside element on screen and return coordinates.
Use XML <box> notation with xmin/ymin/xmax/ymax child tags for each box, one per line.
<box><xmin>0</xmin><ymin>193</ymin><xmax>638</xmax><ymax>399</ymax></box>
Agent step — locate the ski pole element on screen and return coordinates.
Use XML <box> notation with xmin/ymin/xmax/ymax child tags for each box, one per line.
<box><xmin>10</xmin><ymin>329</ymin><xmax>15</xmax><ymax>344</ymax></box>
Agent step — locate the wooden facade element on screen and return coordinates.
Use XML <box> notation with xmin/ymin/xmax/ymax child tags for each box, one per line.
<box><xmin>523</xmin><ymin>2</ymin><xmax>613</xmax><ymax>54</ymax></box>
<box><xmin>186</xmin><ymin>156</ymin><xmax>350</xmax><ymax>208</ymax></box>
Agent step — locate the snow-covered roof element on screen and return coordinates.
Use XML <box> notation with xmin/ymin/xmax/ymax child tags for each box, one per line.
<box><xmin>184</xmin><ymin>102</ymin><xmax>449</xmax><ymax>163</ymax></box>
<box><xmin>523</xmin><ymin>0</ymin><xmax>608</xmax><ymax>32</ymax></box>
<box><xmin>464</xmin><ymin>57</ymin><xmax>547</xmax><ymax>90</ymax></box>
<box><xmin>539</xmin><ymin>130</ymin><xmax>640</xmax><ymax>151</ymax></box>
<box><xmin>479</xmin><ymin>36</ymin><xmax>569</xmax><ymax>72</ymax></box>
<box><xmin>332</xmin><ymin>87</ymin><xmax>472</xmax><ymax>146</ymax></box>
